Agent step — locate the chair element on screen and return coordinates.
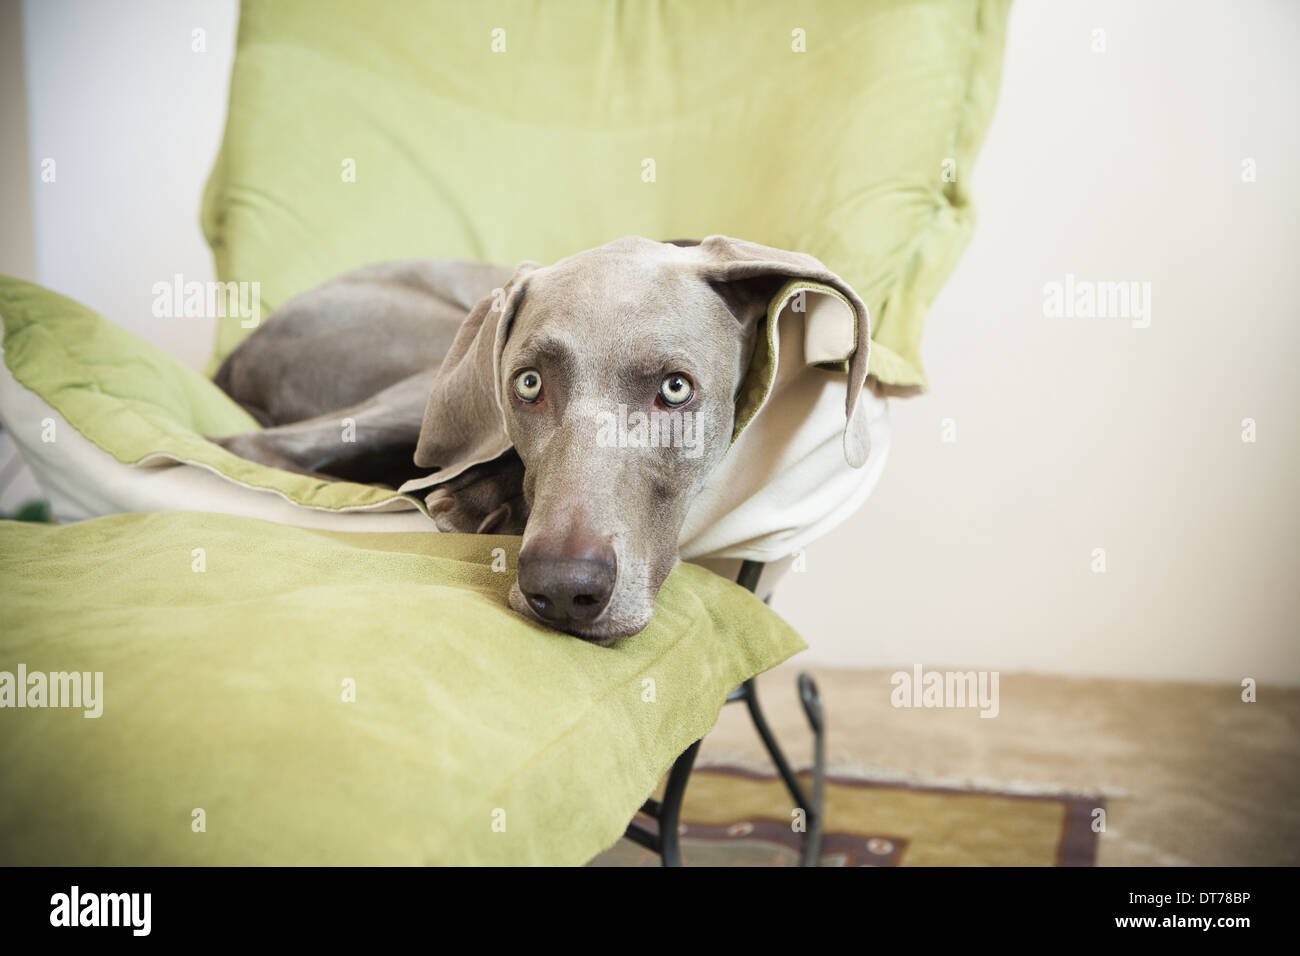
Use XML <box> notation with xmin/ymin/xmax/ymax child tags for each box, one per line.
<box><xmin>0</xmin><ymin>0</ymin><xmax>1010</xmax><ymax>865</ymax></box>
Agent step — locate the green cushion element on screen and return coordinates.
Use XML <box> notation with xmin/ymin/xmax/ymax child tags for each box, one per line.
<box><xmin>0</xmin><ymin>513</ymin><xmax>803</xmax><ymax>864</ymax></box>
<box><xmin>202</xmin><ymin>0</ymin><xmax>1011</xmax><ymax>384</ymax></box>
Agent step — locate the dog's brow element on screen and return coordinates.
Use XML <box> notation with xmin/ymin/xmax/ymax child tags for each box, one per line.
<box><xmin>622</xmin><ymin>348</ymin><xmax>698</xmax><ymax>375</ymax></box>
<box><xmin>512</xmin><ymin>333</ymin><xmax>577</xmax><ymax>373</ymax></box>
<box><xmin>612</xmin><ymin>349</ymin><xmax>702</xmax><ymax>395</ymax></box>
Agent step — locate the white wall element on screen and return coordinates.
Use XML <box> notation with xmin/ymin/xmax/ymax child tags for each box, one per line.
<box><xmin>4</xmin><ymin>0</ymin><xmax>1297</xmax><ymax>682</ymax></box>
<box><xmin>15</xmin><ymin>0</ymin><xmax>236</xmax><ymax>369</ymax></box>
<box><xmin>779</xmin><ymin>0</ymin><xmax>1300</xmax><ymax>682</ymax></box>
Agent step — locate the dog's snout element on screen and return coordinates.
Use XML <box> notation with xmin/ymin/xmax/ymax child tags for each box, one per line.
<box><xmin>517</xmin><ymin>539</ymin><xmax>617</xmax><ymax>627</ymax></box>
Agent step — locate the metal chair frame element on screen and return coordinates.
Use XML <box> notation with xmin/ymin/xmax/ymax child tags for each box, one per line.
<box><xmin>621</xmin><ymin>559</ymin><xmax>827</xmax><ymax>866</ymax></box>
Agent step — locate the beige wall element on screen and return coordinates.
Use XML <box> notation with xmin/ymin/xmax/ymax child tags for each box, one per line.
<box><xmin>776</xmin><ymin>0</ymin><xmax>1300</xmax><ymax>683</ymax></box>
<box><xmin>14</xmin><ymin>0</ymin><xmax>236</xmax><ymax>370</ymax></box>
<box><xmin>5</xmin><ymin>1</ymin><xmax>1297</xmax><ymax>682</ymax></box>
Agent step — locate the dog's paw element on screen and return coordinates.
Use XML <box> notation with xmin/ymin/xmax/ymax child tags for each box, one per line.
<box><xmin>425</xmin><ymin>452</ymin><xmax>528</xmax><ymax>534</ymax></box>
<box><xmin>428</xmin><ymin>490</ymin><xmax>526</xmax><ymax>534</ymax></box>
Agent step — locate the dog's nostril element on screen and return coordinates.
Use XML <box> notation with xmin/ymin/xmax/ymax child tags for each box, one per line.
<box><xmin>517</xmin><ymin>550</ymin><xmax>617</xmax><ymax>626</ymax></box>
<box><xmin>526</xmin><ymin>592</ymin><xmax>555</xmax><ymax>618</ymax></box>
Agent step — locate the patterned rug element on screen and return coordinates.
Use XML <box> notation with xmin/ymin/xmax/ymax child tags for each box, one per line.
<box><xmin>591</xmin><ymin>765</ymin><xmax>1102</xmax><ymax>866</ymax></box>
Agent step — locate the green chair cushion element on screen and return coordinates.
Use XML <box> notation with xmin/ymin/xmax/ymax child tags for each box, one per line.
<box><xmin>202</xmin><ymin>0</ymin><xmax>1011</xmax><ymax>385</ymax></box>
<box><xmin>0</xmin><ymin>512</ymin><xmax>803</xmax><ymax>864</ymax></box>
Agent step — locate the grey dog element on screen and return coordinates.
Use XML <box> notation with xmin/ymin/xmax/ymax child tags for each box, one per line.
<box><xmin>213</xmin><ymin>235</ymin><xmax>871</xmax><ymax>643</ymax></box>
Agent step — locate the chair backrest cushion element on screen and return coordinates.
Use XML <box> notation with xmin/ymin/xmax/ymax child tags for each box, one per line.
<box><xmin>202</xmin><ymin>0</ymin><xmax>1011</xmax><ymax>385</ymax></box>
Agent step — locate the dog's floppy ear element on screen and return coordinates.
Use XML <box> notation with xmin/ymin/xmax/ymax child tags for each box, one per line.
<box><xmin>689</xmin><ymin>235</ymin><xmax>873</xmax><ymax>467</ymax></box>
<box><xmin>412</xmin><ymin>262</ymin><xmax>538</xmax><ymax>481</ymax></box>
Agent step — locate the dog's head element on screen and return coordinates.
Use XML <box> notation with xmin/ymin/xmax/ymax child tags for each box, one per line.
<box><xmin>414</xmin><ymin>236</ymin><xmax>870</xmax><ymax>643</ymax></box>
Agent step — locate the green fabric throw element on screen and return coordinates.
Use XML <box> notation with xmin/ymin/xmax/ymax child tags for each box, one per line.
<box><xmin>0</xmin><ymin>513</ymin><xmax>805</xmax><ymax>864</ymax></box>
<box><xmin>0</xmin><ymin>276</ymin><xmax>407</xmax><ymax>514</ymax></box>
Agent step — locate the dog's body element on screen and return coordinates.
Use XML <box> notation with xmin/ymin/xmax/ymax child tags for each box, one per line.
<box><xmin>214</xmin><ymin>236</ymin><xmax>873</xmax><ymax>642</ymax></box>
<box><xmin>215</xmin><ymin>259</ymin><xmax>516</xmax><ymax>494</ymax></box>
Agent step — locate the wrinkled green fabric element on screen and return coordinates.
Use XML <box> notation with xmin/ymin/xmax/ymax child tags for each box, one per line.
<box><xmin>0</xmin><ymin>276</ymin><xmax>407</xmax><ymax>513</ymax></box>
<box><xmin>0</xmin><ymin>513</ymin><xmax>805</xmax><ymax>864</ymax></box>
<box><xmin>202</xmin><ymin>0</ymin><xmax>1011</xmax><ymax>386</ymax></box>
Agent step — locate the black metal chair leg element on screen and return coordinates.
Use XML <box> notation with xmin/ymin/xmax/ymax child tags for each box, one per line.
<box><xmin>740</xmin><ymin>678</ymin><xmax>812</xmax><ymax>812</ymax></box>
<box><xmin>733</xmin><ymin>674</ymin><xmax>826</xmax><ymax>866</ymax></box>
<box><xmin>623</xmin><ymin>739</ymin><xmax>700</xmax><ymax>866</ymax></box>
<box><xmin>620</xmin><ymin>559</ymin><xmax>828</xmax><ymax>866</ymax></box>
<box><xmin>797</xmin><ymin>672</ymin><xmax>827</xmax><ymax>866</ymax></box>
<box><xmin>733</xmin><ymin>560</ymin><xmax>827</xmax><ymax>866</ymax></box>
<box><xmin>655</xmin><ymin>739</ymin><xmax>700</xmax><ymax>866</ymax></box>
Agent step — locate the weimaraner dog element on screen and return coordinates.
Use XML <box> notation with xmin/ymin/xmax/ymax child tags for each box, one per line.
<box><xmin>213</xmin><ymin>236</ymin><xmax>871</xmax><ymax>643</ymax></box>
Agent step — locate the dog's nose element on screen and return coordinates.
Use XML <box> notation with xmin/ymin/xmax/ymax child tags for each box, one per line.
<box><xmin>517</xmin><ymin>539</ymin><xmax>617</xmax><ymax>626</ymax></box>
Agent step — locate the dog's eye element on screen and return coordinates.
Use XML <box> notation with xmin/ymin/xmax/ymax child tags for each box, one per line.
<box><xmin>659</xmin><ymin>373</ymin><xmax>693</xmax><ymax>406</ymax></box>
<box><xmin>513</xmin><ymin>368</ymin><xmax>543</xmax><ymax>402</ymax></box>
